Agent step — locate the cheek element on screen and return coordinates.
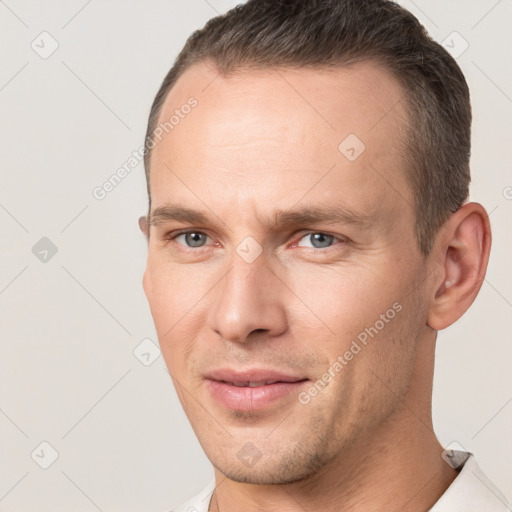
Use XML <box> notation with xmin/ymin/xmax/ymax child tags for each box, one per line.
<box><xmin>342</xmin><ymin>285</ymin><xmax>424</xmax><ymax>412</ymax></box>
<box><xmin>289</xmin><ymin>263</ymin><xmax>397</xmax><ymax>348</ymax></box>
<box><xmin>143</xmin><ymin>259</ymin><xmax>208</xmax><ymax>365</ymax></box>
<box><xmin>289</xmin><ymin>262</ymin><xmax>419</xmax><ymax>403</ymax></box>
<box><xmin>145</xmin><ymin>255</ymin><xmax>204</xmax><ymax>324</ymax></box>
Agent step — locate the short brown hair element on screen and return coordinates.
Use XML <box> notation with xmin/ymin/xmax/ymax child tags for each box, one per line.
<box><xmin>144</xmin><ymin>0</ymin><xmax>471</xmax><ymax>255</ymax></box>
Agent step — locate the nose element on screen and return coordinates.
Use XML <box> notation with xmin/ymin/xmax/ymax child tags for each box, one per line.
<box><xmin>206</xmin><ymin>248</ymin><xmax>288</xmax><ymax>344</ymax></box>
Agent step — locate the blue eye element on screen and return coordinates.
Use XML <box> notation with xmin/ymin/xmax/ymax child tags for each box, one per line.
<box><xmin>297</xmin><ymin>233</ymin><xmax>337</xmax><ymax>249</ymax></box>
<box><xmin>174</xmin><ymin>231</ymin><xmax>209</xmax><ymax>248</ymax></box>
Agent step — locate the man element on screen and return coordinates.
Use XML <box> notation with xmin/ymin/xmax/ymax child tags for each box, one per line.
<box><xmin>138</xmin><ymin>0</ymin><xmax>511</xmax><ymax>510</ymax></box>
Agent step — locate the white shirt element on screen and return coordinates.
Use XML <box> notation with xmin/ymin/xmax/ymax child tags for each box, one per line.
<box><xmin>168</xmin><ymin>451</ymin><xmax>511</xmax><ymax>511</ymax></box>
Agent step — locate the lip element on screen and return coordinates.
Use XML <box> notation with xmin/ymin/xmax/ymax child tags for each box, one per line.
<box><xmin>205</xmin><ymin>368</ymin><xmax>309</xmax><ymax>411</ymax></box>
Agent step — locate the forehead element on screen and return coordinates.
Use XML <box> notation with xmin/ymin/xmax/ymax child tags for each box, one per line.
<box><xmin>149</xmin><ymin>61</ymin><xmax>413</xmax><ymax>226</ymax></box>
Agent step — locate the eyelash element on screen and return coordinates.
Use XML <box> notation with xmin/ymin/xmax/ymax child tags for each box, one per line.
<box><xmin>167</xmin><ymin>230</ymin><xmax>346</xmax><ymax>251</ymax></box>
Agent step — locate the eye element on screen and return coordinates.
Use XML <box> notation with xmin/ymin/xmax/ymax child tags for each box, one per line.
<box><xmin>173</xmin><ymin>231</ymin><xmax>211</xmax><ymax>248</ymax></box>
<box><xmin>296</xmin><ymin>232</ymin><xmax>340</xmax><ymax>249</ymax></box>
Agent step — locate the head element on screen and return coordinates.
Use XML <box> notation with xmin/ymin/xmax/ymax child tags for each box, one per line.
<box><xmin>140</xmin><ymin>0</ymin><xmax>490</xmax><ymax>486</ymax></box>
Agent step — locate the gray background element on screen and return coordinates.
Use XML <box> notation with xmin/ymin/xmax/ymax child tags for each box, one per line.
<box><xmin>0</xmin><ymin>0</ymin><xmax>511</xmax><ymax>510</ymax></box>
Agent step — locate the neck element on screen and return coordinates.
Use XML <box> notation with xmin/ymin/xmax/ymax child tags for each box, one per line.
<box><xmin>209</xmin><ymin>339</ymin><xmax>458</xmax><ymax>512</ymax></box>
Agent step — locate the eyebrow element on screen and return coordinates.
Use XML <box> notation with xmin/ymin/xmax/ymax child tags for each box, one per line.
<box><xmin>150</xmin><ymin>204</ymin><xmax>210</xmax><ymax>226</ymax></box>
<box><xmin>149</xmin><ymin>203</ymin><xmax>373</xmax><ymax>231</ymax></box>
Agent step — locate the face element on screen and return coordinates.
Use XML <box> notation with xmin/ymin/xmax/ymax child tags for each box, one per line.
<box><xmin>142</xmin><ymin>61</ymin><xmax>433</xmax><ymax>484</ymax></box>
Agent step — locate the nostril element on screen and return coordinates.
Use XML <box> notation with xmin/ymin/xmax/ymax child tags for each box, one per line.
<box><xmin>251</xmin><ymin>329</ymin><xmax>267</xmax><ymax>334</ymax></box>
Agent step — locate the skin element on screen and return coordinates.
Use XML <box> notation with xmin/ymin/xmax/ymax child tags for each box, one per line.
<box><xmin>140</xmin><ymin>61</ymin><xmax>491</xmax><ymax>511</ymax></box>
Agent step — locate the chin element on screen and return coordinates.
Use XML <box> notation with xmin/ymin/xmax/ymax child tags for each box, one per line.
<box><xmin>210</xmin><ymin>441</ymin><xmax>334</xmax><ymax>486</ymax></box>
<box><xmin>218</xmin><ymin>464</ymin><xmax>317</xmax><ymax>486</ymax></box>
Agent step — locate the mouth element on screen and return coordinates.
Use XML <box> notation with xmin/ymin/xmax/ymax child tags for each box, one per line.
<box><xmin>204</xmin><ymin>369</ymin><xmax>309</xmax><ymax>411</ymax></box>
<box><xmin>222</xmin><ymin>379</ymin><xmax>297</xmax><ymax>387</ymax></box>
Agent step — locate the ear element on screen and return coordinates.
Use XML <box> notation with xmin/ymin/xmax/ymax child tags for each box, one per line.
<box><xmin>138</xmin><ymin>215</ymin><xmax>149</xmax><ymax>239</ymax></box>
<box><xmin>427</xmin><ymin>202</ymin><xmax>491</xmax><ymax>331</ymax></box>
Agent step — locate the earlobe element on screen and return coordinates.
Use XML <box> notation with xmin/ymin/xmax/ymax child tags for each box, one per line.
<box><xmin>427</xmin><ymin>203</ymin><xmax>491</xmax><ymax>331</ymax></box>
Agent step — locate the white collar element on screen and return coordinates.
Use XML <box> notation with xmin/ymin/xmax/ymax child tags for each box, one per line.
<box><xmin>429</xmin><ymin>451</ymin><xmax>511</xmax><ymax>511</ymax></box>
